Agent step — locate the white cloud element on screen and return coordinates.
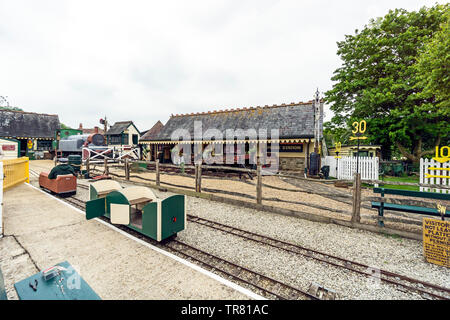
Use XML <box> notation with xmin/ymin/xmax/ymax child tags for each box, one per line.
<box><xmin>0</xmin><ymin>0</ymin><xmax>446</xmax><ymax>130</ymax></box>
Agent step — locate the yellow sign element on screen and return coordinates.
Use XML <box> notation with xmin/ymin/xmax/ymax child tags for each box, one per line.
<box><xmin>437</xmin><ymin>203</ymin><xmax>447</xmax><ymax>216</ymax></box>
<box><xmin>350</xmin><ymin>120</ymin><xmax>367</xmax><ymax>141</ymax></box>
<box><xmin>423</xmin><ymin>218</ymin><xmax>449</xmax><ymax>268</ymax></box>
<box><xmin>428</xmin><ymin>167</ymin><xmax>450</xmax><ymax>171</ymax></box>
<box><xmin>349</xmin><ymin>136</ymin><xmax>368</xmax><ymax>141</ymax></box>
<box><xmin>433</xmin><ymin>146</ymin><xmax>450</xmax><ymax>163</ymax></box>
<box><xmin>425</xmin><ymin>173</ymin><xmax>450</xmax><ymax>179</ymax></box>
<box><xmin>27</xmin><ymin>140</ymin><xmax>33</xmax><ymax>149</ymax></box>
<box><xmin>334</xmin><ymin>142</ymin><xmax>342</xmax><ymax>159</ymax></box>
<box><xmin>351</xmin><ymin>120</ymin><xmax>366</xmax><ymax>134</ymax></box>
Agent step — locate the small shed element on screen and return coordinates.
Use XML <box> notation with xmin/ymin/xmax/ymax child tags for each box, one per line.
<box><xmin>105</xmin><ymin>121</ymin><xmax>140</xmax><ymax>147</ymax></box>
<box><xmin>328</xmin><ymin>144</ymin><xmax>381</xmax><ymax>158</ymax></box>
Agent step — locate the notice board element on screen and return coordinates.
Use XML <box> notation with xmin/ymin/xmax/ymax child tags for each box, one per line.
<box><xmin>423</xmin><ymin>218</ymin><xmax>449</xmax><ymax>268</ymax></box>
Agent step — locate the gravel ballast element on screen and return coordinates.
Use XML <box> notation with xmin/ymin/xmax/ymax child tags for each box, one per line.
<box><xmin>28</xmin><ymin>161</ymin><xmax>450</xmax><ymax>300</ymax></box>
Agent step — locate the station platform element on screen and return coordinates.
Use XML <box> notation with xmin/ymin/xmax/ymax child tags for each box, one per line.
<box><xmin>0</xmin><ymin>183</ymin><xmax>262</xmax><ymax>300</ymax></box>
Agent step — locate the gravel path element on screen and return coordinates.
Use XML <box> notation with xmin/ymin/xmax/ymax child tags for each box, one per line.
<box><xmin>28</xmin><ymin>161</ymin><xmax>450</xmax><ymax>300</ymax></box>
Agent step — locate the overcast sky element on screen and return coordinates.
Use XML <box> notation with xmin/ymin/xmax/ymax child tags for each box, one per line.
<box><xmin>0</xmin><ymin>0</ymin><xmax>446</xmax><ymax>131</ymax></box>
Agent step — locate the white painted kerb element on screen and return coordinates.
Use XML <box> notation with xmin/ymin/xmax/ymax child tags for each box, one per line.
<box><xmin>25</xmin><ymin>182</ymin><xmax>265</xmax><ymax>300</ymax></box>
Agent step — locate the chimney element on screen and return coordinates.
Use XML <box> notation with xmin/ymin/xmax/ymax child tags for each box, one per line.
<box><xmin>94</xmin><ymin>126</ymin><xmax>99</xmax><ymax>134</ymax></box>
<box><xmin>79</xmin><ymin>123</ymin><xmax>83</xmax><ymax>130</ymax></box>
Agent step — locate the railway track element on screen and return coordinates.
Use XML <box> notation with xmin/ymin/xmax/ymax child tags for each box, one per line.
<box><xmin>59</xmin><ymin>192</ymin><xmax>318</xmax><ymax>300</ymax></box>
<box><xmin>163</xmin><ymin>240</ymin><xmax>318</xmax><ymax>300</ymax></box>
<box><xmin>56</xmin><ymin>191</ymin><xmax>450</xmax><ymax>300</ymax></box>
<box><xmin>187</xmin><ymin>215</ymin><xmax>450</xmax><ymax>300</ymax></box>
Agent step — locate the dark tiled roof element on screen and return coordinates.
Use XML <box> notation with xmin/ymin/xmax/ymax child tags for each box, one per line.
<box><xmin>140</xmin><ymin>121</ymin><xmax>164</xmax><ymax>141</ymax></box>
<box><xmin>0</xmin><ymin>109</ymin><xmax>60</xmax><ymax>138</ymax></box>
<box><xmin>105</xmin><ymin>121</ymin><xmax>135</xmax><ymax>135</ymax></box>
<box><xmin>151</xmin><ymin>101</ymin><xmax>323</xmax><ymax>141</ymax></box>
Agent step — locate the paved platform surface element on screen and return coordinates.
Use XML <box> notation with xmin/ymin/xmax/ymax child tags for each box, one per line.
<box><xmin>0</xmin><ymin>183</ymin><xmax>258</xmax><ymax>300</ymax></box>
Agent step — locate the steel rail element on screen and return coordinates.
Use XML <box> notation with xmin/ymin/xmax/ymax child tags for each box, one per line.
<box><xmin>58</xmin><ymin>195</ymin><xmax>449</xmax><ymax>300</ymax></box>
<box><xmin>165</xmin><ymin>240</ymin><xmax>319</xmax><ymax>300</ymax></box>
<box><xmin>59</xmin><ymin>195</ymin><xmax>316</xmax><ymax>300</ymax></box>
<box><xmin>187</xmin><ymin>214</ymin><xmax>450</xmax><ymax>300</ymax></box>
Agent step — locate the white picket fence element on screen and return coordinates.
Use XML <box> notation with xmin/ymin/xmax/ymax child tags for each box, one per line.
<box><xmin>322</xmin><ymin>156</ymin><xmax>379</xmax><ymax>180</ymax></box>
<box><xmin>420</xmin><ymin>158</ymin><xmax>450</xmax><ymax>194</ymax></box>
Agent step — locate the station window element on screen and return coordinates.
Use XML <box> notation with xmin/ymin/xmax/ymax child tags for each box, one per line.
<box><xmin>37</xmin><ymin>140</ymin><xmax>52</xmax><ymax>151</ymax></box>
<box><xmin>109</xmin><ymin>135</ymin><xmax>121</xmax><ymax>145</ymax></box>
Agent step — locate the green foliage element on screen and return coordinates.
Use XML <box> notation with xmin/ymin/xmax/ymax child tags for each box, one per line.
<box><xmin>0</xmin><ymin>106</ymin><xmax>23</xmax><ymax>111</ymax></box>
<box><xmin>323</xmin><ymin>124</ymin><xmax>352</xmax><ymax>146</ymax></box>
<box><xmin>416</xmin><ymin>9</ymin><xmax>450</xmax><ymax>140</ymax></box>
<box><xmin>325</xmin><ymin>4</ymin><xmax>449</xmax><ymax>162</ymax></box>
<box><xmin>60</xmin><ymin>123</ymin><xmax>72</xmax><ymax>129</ymax></box>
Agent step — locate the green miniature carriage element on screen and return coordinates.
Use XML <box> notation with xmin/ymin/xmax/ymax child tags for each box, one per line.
<box><xmin>86</xmin><ymin>180</ymin><xmax>186</xmax><ymax>242</ymax></box>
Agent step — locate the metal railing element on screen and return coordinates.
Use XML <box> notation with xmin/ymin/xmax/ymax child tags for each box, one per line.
<box><xmin>1</xmin><ymin>157</ymin><xmax>29</xmax><ymax>190</ymax></box>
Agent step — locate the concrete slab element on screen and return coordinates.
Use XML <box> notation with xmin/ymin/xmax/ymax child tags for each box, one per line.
<box><xmin>1</xmin><ymin>183</ymin><xmax>260</xmax><ymax>300</ymax></box>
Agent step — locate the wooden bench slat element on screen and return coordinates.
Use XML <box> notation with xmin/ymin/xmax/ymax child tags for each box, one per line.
<box><xmin>372</xmin><ymin>187</ymin><xmax>449</xmax><ymax>227</ymax></box>
<box><xmin>129</xmin><ymin>197</ymin><xmax>153</xmax><ymax>206</ymax></box>
<box><xmin>373</xmin><ymin>188</ymin><xmax>450</xmax><ymax>200</ymax></box>
<box><xmin>371</xmin><ymin>202</ymin><xmax>449</xmax><ymax>217</ymax></box>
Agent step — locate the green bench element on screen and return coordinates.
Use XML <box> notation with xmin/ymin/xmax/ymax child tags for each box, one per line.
<box><xmin>371</xmin><ymin>188</ymin><xmax>450</xmax><ymax>227</ymax></box>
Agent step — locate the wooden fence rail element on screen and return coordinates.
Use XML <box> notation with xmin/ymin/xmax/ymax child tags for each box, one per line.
<box><xmin>86</xmin><ymin>158</ymin><xmax>449</xmax><ymax>239</ymax></box>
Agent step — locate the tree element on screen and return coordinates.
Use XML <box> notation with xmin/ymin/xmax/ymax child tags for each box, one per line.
<box><xmin>325</xmin><ymin>4</ymin><xmax>449</xmax><ymax>162</ymax></box>
<box><xmin>0</xmin><ymin>106</ymin><xmax>23</xmax><ymax>111</ymax></box>
<box><xmin>416</xmin><ymin>9</ymin><xmax>450</xmax><ymax>145</ymax></box>
<box><xmin>60</xmin><ymin>123</ymin><xmax>72</xmax><ymax>129</ymax></box>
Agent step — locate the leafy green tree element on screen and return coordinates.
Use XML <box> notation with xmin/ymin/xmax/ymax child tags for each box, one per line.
<box><xmin>416</xmin><ymin>9</ymin><xmax>450</xmax><ymax>145</ymax></box>
<box><xmin>60</xmin><ymin>123</ymin><xmax>72</xmax><ymax>129</ymax></box>
<box><xmin>325</xmin><ymin>4</ymin><xmax>449</xmax><ymax>162</ymax></box>
<box><xmin>0</xmin><ymin>106</ymin><xmax>23</xmax><ymax>111</ymax></box>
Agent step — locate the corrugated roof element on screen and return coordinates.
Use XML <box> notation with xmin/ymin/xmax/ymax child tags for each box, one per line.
<box><xmin>150</xmin><ymin>101</ymin><xmax>323</xmax><ymax>141</ymax></box>
<box><xmin>0</xmin><ymin>109</ymin><xmax>60</xmax><ymax>139</ymax></box>
<box><xmin>140</xmin><ymin>121</ymin><xmax>164</xmax><ymax>141</ymax></box>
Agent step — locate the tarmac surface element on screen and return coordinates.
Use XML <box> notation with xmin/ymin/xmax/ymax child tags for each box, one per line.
<box><xmin>0</xmin><ymin>183</ymin><xmax>261</xmax><ymax>300</ymax></box>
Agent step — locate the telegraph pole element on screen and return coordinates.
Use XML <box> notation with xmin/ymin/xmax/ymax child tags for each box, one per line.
<box><xmin>313</xmin><ymin>89</ymin><xmax>322</xmax><ymax>173</ymax></box>
<box><xmin>102</xmin><ymin>116</ymin><xmax>109</xmax><ymax>175</ymax></box>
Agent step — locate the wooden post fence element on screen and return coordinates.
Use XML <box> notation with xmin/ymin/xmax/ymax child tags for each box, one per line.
<box><xmin>103</xmin><ymin>157</ymin><xmax>109</xmax><ymax>175</ymax></box>
<box><xmin>351</xmin><ymin>172</ymin><xmax>361</xmax><ymax>223</ymax></box>
<box><xmin>156</xmin><ymin>159</ymin><xmax>160</xmax><ymax>186</ymax></box>
<box><xmin>195</xmin><ymin>163</ymin><xmax>202</xmax><ymax>193</ymax></box>
<box><xmin>86</xmin><ymin>158</ymin><xmax>90</xmax><ymax>178</ymax></box>
<box><xmin>256</xmin><ymin>163</ymin><xmax>262</xmax><ymax>204</ymax></box>
<box><xmin>125</xmin><ymin>158</ymin><xmax>130</xmax><ymax>180</ymax></box>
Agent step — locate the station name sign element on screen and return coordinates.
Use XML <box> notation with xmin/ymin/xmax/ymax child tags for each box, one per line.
<box><xmin>279</xmin><ymin>143</ymin><xmax>303</xmax><ymax>153</ymax></box>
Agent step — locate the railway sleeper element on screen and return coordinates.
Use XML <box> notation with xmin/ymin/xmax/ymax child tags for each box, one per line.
<box><xmin>307</xmin><ymin>282</ymin><xmax>338</xmax><ymax>300</ymax></box>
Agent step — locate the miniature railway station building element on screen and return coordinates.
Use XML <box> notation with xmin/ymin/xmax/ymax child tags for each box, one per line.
<box><xmin>139</xmin><ymin>121</ymin><xmax>164</xmax><ymax>161</ymax></box>
<box><xmin>0</xmin><ymin>109</ymin><xmax>60</xmax><ymax>160</ymax></box>
<box><xmin>140</xmin><ymin>101</ymin><xmax>323</xmax><ymax>172</ymax></box>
